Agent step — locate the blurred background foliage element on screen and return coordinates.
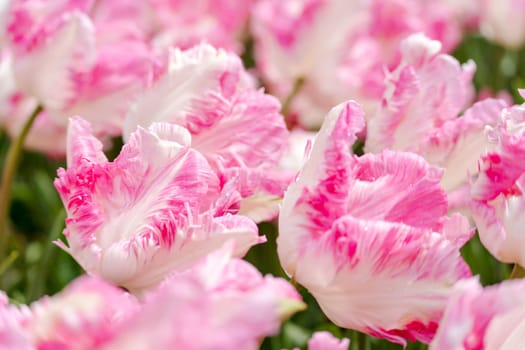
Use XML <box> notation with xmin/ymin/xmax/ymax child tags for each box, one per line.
<box><xmin>0</xmin><ymin>32</ymin><xmax>524</xmax><ymax>349</ymax></box>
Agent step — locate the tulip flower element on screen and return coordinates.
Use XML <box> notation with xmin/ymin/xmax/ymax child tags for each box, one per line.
<box><xmin>278</xmin><ymin>101</ymin><xmax>472</xmax><ymax>345</ymax></box>
<box><xmin>55</xmin><ymin>117</ymin><xmax>262</xmax><ymax>293</ymax></box>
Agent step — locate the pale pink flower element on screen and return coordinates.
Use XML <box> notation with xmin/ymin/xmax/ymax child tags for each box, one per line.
<box><xmin>0</xmin><ymin>0</ymin><xmax>11</xmax><ymax>45</ymax></box>
<box><xmin>470</xmin><ymin>96</ymin><xmax>525</xmax><ymax>267</ymax></box>
<box><xmin>251</xmin><ymin>0</ymin><xmax>465</xmax><ymax>128</ymax></box>
<box><xmin>279</xmin><ymin>101</ymin><xmax>472</xmax><ymax>345</ymax></box>
<box><xmin>430</xmin><ymin>277</ymin><xmax>525</xmax><ymax>350</ymax></box>
<box><xmin>306</xmin><ymin>332</ymin><xmax>350</xmax><ymax>350</ymax></box>
<box><xmin>479</xmin><ymin>0</ymin><xmax>525</xmax><ymax>48</ymax></box>
<box><xmin>124</xmin><ymin>43</ymin><xmax>289</xmax><ymax>222</ymax></box>
<box><xmin>104</xmin><ymin>247</ymin><xmax>304</xmax><ymax>350</ymax></box>
<box><xmin>54</xmin><ymin>117</ymin><xmax>262</xmax><ymax>293</ymax></box>
<box><xmin>2</xmin><ymin>276</ymin><xmax>137</xmax><ymax>350</ymax></box>
<box><xmin>5</xmin><ymin>0</ymin><xmax>159</xmax><ymax>154</ymax></box>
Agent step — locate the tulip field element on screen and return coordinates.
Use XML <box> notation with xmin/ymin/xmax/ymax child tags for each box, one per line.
<box><xmin>1</xmin><ymin>1</ymin><xmax>525</xmax><ymax>349</ymax></box>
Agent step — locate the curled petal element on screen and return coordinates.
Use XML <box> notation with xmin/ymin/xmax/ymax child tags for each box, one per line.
<box><xmin>124</xmin><ymin>44</ymin><xmax>243</xmax><ymax>139</ymax></box>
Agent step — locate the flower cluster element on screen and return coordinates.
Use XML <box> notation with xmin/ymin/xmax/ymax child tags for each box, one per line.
<box><xmin>1</xmin><ymin>0</ymin><xmax>525</xmax><ymax>349</ymax></box>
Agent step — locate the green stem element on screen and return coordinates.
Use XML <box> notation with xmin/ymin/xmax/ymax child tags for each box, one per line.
<box><xmin>281</xmin><ymin>77</ymin><xmax>305</xmax><ymax>118</ymax></box>
<box><xmin>27</xmin><ymin>208</ymin><xmax>66</xmax><ymax>301</ymax></box>
<box><xmin>357</xmin><ymin>331</ymin><xmax>368</xmax><ymax>350</ymax></box>
<box><xmin>0</xmin><ymin>105</ymin><xmax>42</xmax><ymax>262</ymax></box>
<box><xmin>0</xmin><ymin>250</ymin><xmax>19</xmax><ymax>276</ymax></box>
<box><xmin>509</xmin><ymin>264</ymin><xmax>525</xmax><ymax>279</ymax></box>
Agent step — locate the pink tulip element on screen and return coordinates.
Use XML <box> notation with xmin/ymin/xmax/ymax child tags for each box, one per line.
<box><xmin>55</xmin><ymin>117</ymin><xmax>262</xmax><ymax>293</ymax></box>
<box><xmin>279</xmin><ymin>100</ymin><xmax>472</xmax><ymax>345</ymax></box>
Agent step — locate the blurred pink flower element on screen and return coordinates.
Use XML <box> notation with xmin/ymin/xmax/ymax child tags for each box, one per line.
<box><xmin>55</xmin><ymin>117</ymin><xmax>262</xmax><ymax>293</ymax></box>
<box><xmin>306</xmin><ymin>332</ymin><xmax>350</xmax><ymax>350</ymax></box>
<box><xmin>430</xmin><ymin>277</ymin><xmax>525</xmax><ymax>350</ymax></box>
<box><xmin>124</xmin><ymin>43</ymin><xmax>289</xmax><ymax>222</ymax></box>
<box><xmin>4</xmin><ymin>0</ymin><xmax>160</xmax><ymax>154</ymax></box>
<box><xmin>251</xmin><ymin>0</ymin><xmax>466</xmax><ymax>128</ymax></box>
<box><xmin>1</xmin><ymin>276</ymin><xmax>138</xmax><ymax>350</ymax></box>
<box><xmin>279</xmin><ymin>101</ymin><xmax>472</xmax><ymax>345</ymax></box>
<box><xmin>1</xmin><ymin>248</ymin><xmax>302</xmax><ymax>349</ymax></box>
<box><xmin>104</xmin><ymin>246</ymin><xmax>304</xmax><ymax>349</ymax></box>
<box><xmin>148</xmin><ymin>0</ymin><xmax>253</xmax><ymax>53</ymax></box>
<box><xmin>479</xmin><ymin>0</ymin><xmax>525</xmax><ymax>48</ymax></box>
<box><xmin>470</xmin><ymin>94</ymin><xmax>525</xmax><ymax>267</ymax></box>
<box><xmin>89</xmin><ymin>0</ymin><xmax>253</xmax><ymax>53</ymax></box>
